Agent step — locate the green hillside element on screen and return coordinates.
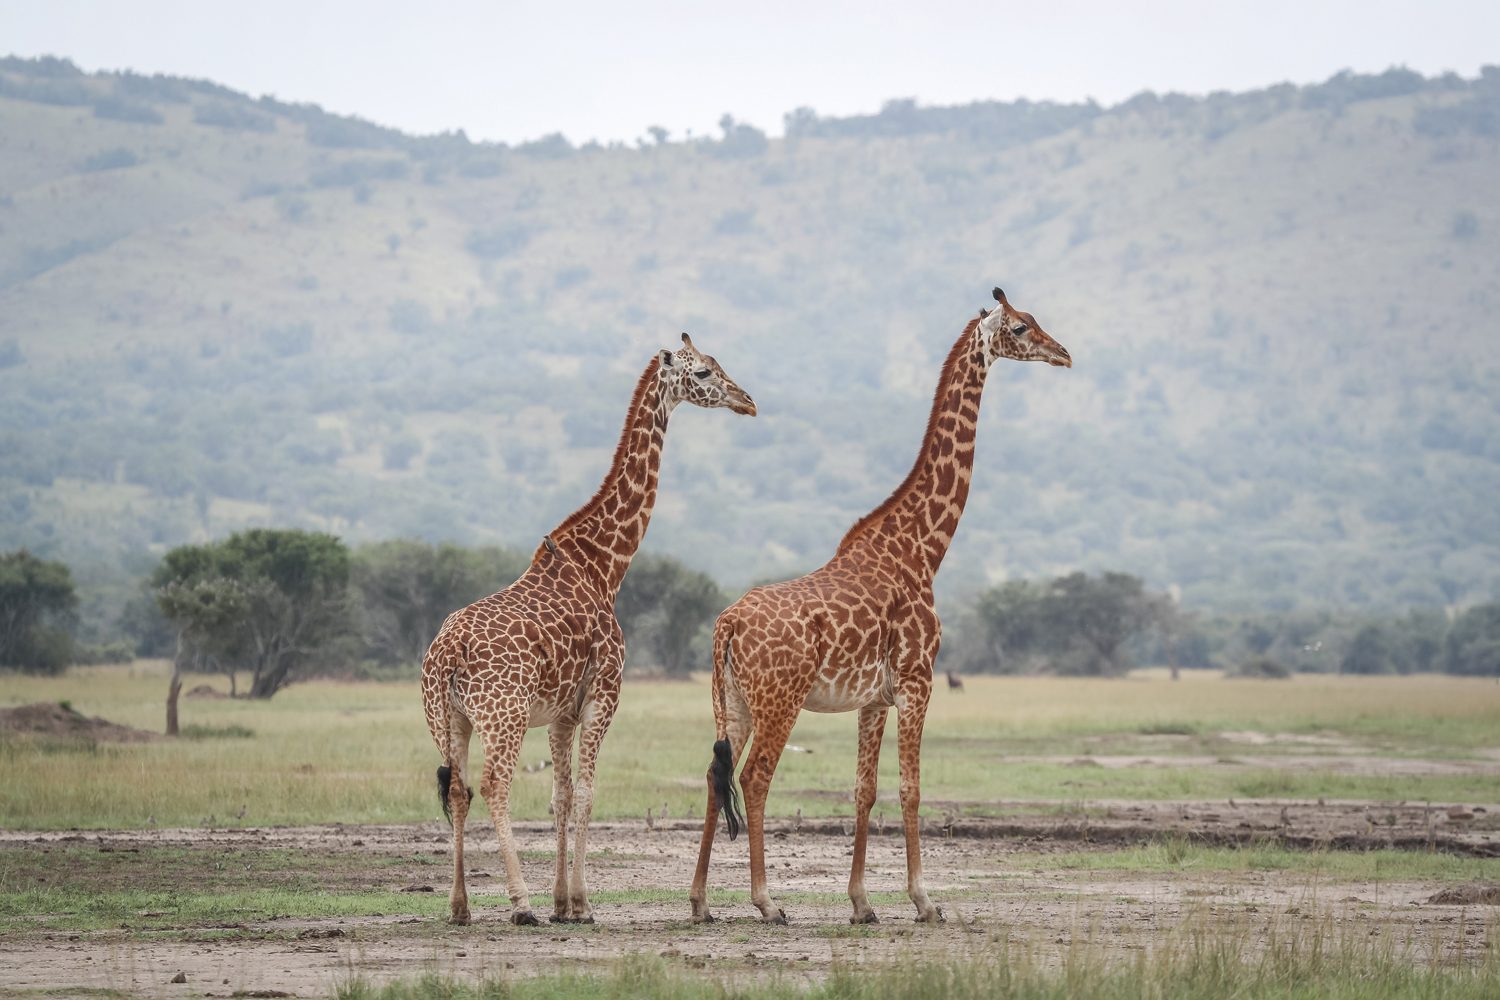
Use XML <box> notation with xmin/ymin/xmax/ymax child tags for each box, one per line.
<box><xmin>2</xmin><ymin>57</ymin><xmax>1498</xmax><ymax>630</ymax></box>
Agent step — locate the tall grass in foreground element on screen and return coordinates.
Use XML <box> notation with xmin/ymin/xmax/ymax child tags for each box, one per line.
<box><xmin>335</xmin><ymin>918</ymin><xmax>1499</xmax><ymax>1000</ymax></box>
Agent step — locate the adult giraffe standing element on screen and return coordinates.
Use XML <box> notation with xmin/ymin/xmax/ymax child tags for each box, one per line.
<box><xmin>422</xmin><ymin>333</ymin><xmax>755</xmax><ymax>927</ymax></box>
<box><xmin>689</xmin><ymin>288</ymin><xmax>1071</xmax><ymax>925</ymax></box>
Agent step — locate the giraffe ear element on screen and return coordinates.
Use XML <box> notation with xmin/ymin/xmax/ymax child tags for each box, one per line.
<box><xmin>659</xmin><ymin>349</ymin><xmax>675</xmax><ymax>368</ymax></box>
<box><xmin>978</xmin><ymin>307</ymin><xmax>990</xmax><ymax>319</ymax></box>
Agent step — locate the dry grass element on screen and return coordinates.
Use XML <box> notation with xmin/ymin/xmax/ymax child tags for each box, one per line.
<box><xmin>2</xmin><ymin>664</ymin><xmax>1497</xmax><ymax>829</ymax></box>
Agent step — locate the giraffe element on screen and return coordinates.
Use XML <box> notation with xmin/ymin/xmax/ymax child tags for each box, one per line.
<box><xmin>689</xmin><ymin>288</ymin><xmax>1071</xmax><ymax>925</ymax></box>
<box><xmin>421</xmin><ymin>333</ymin><xmax>755</xmax><ymax>927</ymax></box>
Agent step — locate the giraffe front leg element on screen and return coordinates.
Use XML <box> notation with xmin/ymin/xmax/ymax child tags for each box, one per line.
<box><xmin>478</xmin><ymin>712</ymin><xmax>539</xmax><ymax>926</ymax></box>
<box><xmin>848</xmin><ymin>705</ymin><xmax>888</xmax><ymax>924</ymax></box>
<box><xmin>546</xmin><ymin>721</ymin><xmax>575</xmax><ymax>923</ymax></box>
<box><xmin>895</xmin><ymin>683</ymin><xmax>942</xmax><ymax>924</ymax></box>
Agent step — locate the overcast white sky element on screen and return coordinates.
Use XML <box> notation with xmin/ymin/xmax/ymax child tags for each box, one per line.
<box><xmin>4</xmin><ymin>1</ymin><xmax>1496</xmax><ymax>145</ymax></box>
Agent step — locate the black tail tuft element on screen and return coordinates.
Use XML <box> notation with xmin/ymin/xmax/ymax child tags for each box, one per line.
<box><xmin>436</xmin><ymin>765</ymin><xmax>472</xmax><ymax>826</ymax></box>
<box><xmin>710</xmin><ymin>739</ymin><xmax>745</xmax><ymax>840</ymax></box>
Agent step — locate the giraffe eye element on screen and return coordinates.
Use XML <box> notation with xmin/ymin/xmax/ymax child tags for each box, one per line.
<box><xmin>693</xmin><ymin>369</ymin><xmax>711</xmax><ymax>380</ymax></box>
<box><xmin>1012</xmin><ymin>324</ymin><xmax>1029</xmax><ymax>336</ymax></box>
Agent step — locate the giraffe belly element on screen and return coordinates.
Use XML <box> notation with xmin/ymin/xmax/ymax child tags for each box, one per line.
<box><xmin>801</xmin><ymin>661</ymin><xmax>893</xmax><ymax>714</ymax></box>
<box><xmin>527</xmin><ymin>701</ymin><xmax>566</xmax><ymax>728</ymax></box>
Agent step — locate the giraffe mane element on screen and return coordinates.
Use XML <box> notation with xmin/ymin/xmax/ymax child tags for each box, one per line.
<box><xmin>835</xmin><ymin>318</ymin><xmax>982</xmax><ymax>555</ymax></box>
<box><xmin>537</xmin><ymin>355</ymin><xmax>663</xmax><ymax>563</ymax></box>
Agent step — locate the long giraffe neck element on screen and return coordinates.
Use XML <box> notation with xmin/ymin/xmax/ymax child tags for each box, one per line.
<box><xmin>837</xmin><ymin>318</ymin><xmax>988</xmax><ymax>581</ymax></box>
<box><xmin>542</xmin><ymin>357</ymin><xmax>674</xmax><ymax>599</ymax></box>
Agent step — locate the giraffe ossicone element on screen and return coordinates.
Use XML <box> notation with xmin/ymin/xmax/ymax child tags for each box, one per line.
<box><xmin>688</xmin><ymin>288</ymin><xmax>1070</xmax><ymax>926</ymax></box>
<box><xmin>420</xmin><ymin>334</ymin><xmax>755</xmax><ymax>927</ymax></box>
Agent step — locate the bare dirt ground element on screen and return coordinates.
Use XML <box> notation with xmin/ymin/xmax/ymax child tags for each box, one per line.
<box><xmin>3</xmin><ymin>800</ymin><xmax>1497</xmax><ymax>998</ymax></box>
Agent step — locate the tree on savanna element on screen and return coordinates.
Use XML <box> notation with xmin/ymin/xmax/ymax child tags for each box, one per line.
<box><xmin>1444</xmin><ymin>602</ymin><xmax>1500</xmax><ymax>676</ymax></box>
<box><xmin>960</xmin><ymin>571</ymin><xmax>1166</xmax><ymax>675</ymax></box>
<box><xmin>615</xmin><ymin>553</ymin><xmax>725</xmax><ymax>676</ymax></box>
<box><xmin>351</xmin><ymin>539</ymin><xmax>528</xmax><ymax>668</ymax></box>
<box><xmin>153</xmin><ymin>530</ymin><xmax>352</xmax><ymax>725</ymax></box>
<box><xmin>0</xmin><ymin>549</ymin><xmax>78</xmax><ymax>673</ymax></box>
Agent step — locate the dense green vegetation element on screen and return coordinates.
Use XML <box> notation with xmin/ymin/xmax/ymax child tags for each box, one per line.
<box><xmin>1</xmin><ymin>58</ymin><xmax>1498</xmax><ymax>638</ymax></box>
<box><xmin>0</xmin><ymin>549</ymin><xmax>76</xmax><ymax>671</ymax></box>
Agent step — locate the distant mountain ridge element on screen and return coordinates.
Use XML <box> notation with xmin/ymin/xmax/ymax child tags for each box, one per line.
<box><xmin>1</xmin><ymin>56</ymin><xmax>1497</xmax><ymax>629</ymax></box>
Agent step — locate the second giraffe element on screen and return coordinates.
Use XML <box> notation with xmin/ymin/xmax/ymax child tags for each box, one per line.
<box><xmin>689</xmin><ymin>288</ymin><xmax>1071</xmax><ymax>924</ymax></box>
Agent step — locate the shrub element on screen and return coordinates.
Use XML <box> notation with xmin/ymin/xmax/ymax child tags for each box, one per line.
<box><xmin>1231</xmin><ymin>656</ymin><xmax>1292</xmax><ymax>679</ymax></box>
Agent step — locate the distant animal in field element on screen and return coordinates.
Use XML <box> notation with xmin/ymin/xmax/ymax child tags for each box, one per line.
<box><xmin>945</xmin><ymin>671</ymin><xmax>964</xmax><ymax>693</ymax></box>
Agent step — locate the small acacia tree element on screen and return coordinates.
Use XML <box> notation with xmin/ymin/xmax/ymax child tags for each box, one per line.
<box><xmin>154</xmin><ymin>530</ymin><xmax>352</xmax><ymax>716</ymax></box>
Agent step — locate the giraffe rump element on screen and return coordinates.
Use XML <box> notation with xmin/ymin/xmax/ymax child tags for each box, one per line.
<box><xmin>710</xmin><ymin>738</ymin><xmax>745</xmax><ymax>839</ymax></box>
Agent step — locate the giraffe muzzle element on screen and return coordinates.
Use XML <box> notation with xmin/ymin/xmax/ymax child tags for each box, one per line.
<box><xmin>729</xmin><ymin>392</ymin><xmax>758</xmax><ymax>416</ymax></box>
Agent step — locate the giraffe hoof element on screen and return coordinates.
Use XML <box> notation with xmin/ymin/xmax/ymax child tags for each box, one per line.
<box><xmin>448</xmin><ymin>912</ymin><xmax>470</xmax><ymax>926</ymax></box>
<box><xmin>512</xmin><ymin>910</ymin><xmax>541</xmax><ymax>927</ymax></box>
<box><xmin>851</xmin><ymin>911</ymin><xmax>879</xmax><ymax>925</ymax></box>
<box><xmin>766</xmin><ymin>909</ymin><xmax>788</xmax><ymax>926</ymax></box>
<box><xmin>549</xmin><ymin>914</ymin><xmax>572</xmax><ymax>924</ymax></box>
<box><xmin>692</xmin><ymin>911</ymin><xmax>715</xmax><ymax>924</ymax></box>
<box><xmin>915</xmin><ymin>907</ymin><xmax>944</xmax><ymax>924</ymax></box>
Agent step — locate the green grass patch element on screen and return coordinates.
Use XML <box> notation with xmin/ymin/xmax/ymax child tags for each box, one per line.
<box><xmin>3</xmin><ymin>668</ymin><xmax>1498</xmax><ymax>829</ymax></box>
<box><xmin>0</xmin><ymin>885</ymin><xmax>451</xmax><ymax>933</ymax></box>
<box><xmin>179</xmin><ymin>723</ymin><xmax>256</xmax><ymax>739</ymax></box>
<box><xmin>331</xmin><ymin>934</ymin><xmax>1500</xmax><ymax>1000</ymax></box>
<box><xmin>1027</xmin><ymin>839</ymin><xmax>1498</xmax><ymax>881</ymax></box>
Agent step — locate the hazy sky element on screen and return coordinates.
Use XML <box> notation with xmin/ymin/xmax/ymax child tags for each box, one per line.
<box><xmin>5</xmin><ymin>1</ymin><xmax>1496</xmax><ymax>145</ymax></box>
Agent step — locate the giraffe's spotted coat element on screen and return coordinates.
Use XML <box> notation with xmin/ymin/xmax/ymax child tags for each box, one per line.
<box><xmin>420</xmin><ymin>334</ymin><xmax>754</xmax><ymax>926</ymax></box>
<box><xmin>689</xmin><ymin>289</ymin><xmax>1071</xmax><ymax>926</ymax></box>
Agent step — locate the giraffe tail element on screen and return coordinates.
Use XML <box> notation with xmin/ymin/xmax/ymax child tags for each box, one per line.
<box><xmin>427</xmin><ymin>622</ymin><xmax>472</xmax><ymax>827</ymax></box>
<box><xmin>708</xmin><ymin>615</ymin><xmax>745</xmax><ymax>839</ymax></box>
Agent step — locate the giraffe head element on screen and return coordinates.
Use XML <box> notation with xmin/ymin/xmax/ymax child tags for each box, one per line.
<box><xmin>977</xmin><ymin>287</ymin><xmax>1072</xmax><ymax>368</ymax></box>
<box><xmin>659</xmin><ymin>333</ymin><xmax>757</xmax><ymax>415</ymax></box>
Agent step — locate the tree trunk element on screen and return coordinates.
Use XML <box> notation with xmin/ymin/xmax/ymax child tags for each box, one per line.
<box><xmin>247</xmin><ymin>653</ymin><xmax>294</xmax><ymax>699</ymax></box>
<box><xmin>166</xmin><ymin>633</ymin><xmax>184</xmax><ymax>736</ymax></box>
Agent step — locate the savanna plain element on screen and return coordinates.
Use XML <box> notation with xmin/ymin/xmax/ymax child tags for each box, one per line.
<box><xmin>2</xmin><ymin>666</ymin><xmax>1498</xmax><ymax>999</ymax></box>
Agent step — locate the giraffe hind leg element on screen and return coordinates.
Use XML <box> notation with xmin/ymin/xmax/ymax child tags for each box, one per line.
<box><xmin>848</xmin><ymin>705</ymin><xmax>888</xmax><ymax>924</ymax></box>
<box><xmin>444</xmin><ymin>710</ymin><xmax>475</xmax><ymax>925</ymax></box>
<box><xmin>476</xmin><ymin>708</ymin><xmax>539</xmax><ymax>926</ymax></box>
<box><xmin>740</xmin><ymin>708</ymin><xmax>797</xmax><ymax>924</ymax></box>
<box><xmin>436</xmin><ymin>765</ymin><xmax>473</xmax><ymax>824</ymax></box>
<box><xmin>546</xmin><ymin>721</ymin><xmax>576</xmax><ymax>923</ymax></box>
<box><xmin>689</xmin><ymin>687</ymin><xmax>751</xmax><ymax>922</ymax></box>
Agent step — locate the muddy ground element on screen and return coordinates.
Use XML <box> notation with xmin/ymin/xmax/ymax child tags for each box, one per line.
<box><xmin>2</xmin><ymin>800</ymin><xmax>1497</xmax><ymax>998</ymax></box>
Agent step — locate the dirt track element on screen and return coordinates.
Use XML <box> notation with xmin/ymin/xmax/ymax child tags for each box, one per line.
<box><xmin>3</xmin><ymin>799</ymin><xmax>1497</xmax><ymax>997</ymax></box>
